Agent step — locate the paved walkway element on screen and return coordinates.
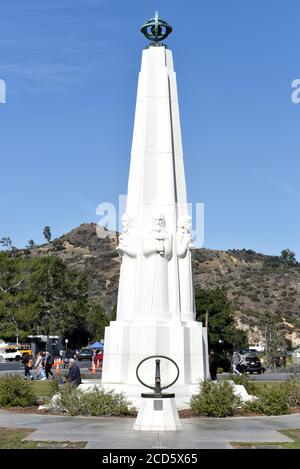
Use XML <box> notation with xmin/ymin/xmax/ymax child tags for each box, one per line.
<box><xmin>1</xmin><ymin>410</ymin><xmax>300</xmax><ymax>449</ymax></box>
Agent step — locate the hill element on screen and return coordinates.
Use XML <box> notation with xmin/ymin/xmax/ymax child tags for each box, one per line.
<box><xmin>29</xmin><ymin>223</ymin><xmax>300</xmax><ymax>345</ymax></box>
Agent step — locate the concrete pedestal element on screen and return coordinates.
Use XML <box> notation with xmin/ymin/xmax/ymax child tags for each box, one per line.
<box><xmin>133</xmin><ymin>397</ymin><xmax>182</xmax><ymax>432</ymax></box>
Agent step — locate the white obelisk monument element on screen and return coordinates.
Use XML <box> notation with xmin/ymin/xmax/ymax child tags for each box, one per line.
<box><xmin>101</xmin><ymin>13</ymin><xmax>209</xmax><ymax>408</ymax></box>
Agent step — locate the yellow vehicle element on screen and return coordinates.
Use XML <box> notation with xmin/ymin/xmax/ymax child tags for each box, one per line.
<box><xmin>18</xmin><ymin>345</ymin><xmax>33</xmax><ymax>357</ymax></box>
<box><xmin>12</xmin><ymin>345</ymin><xmax>33</xmax><ymax>357</ymax></box>
<box><xmin>18</xmin><ymin>348</ymin><xmax>33</xmax><ymax>357</ymax></box>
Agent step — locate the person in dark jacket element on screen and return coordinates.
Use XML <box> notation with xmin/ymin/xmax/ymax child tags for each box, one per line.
<box><xmin>209</xmin><ymin>351</ymin><xmax>218</xmax><ymax>380</ymax></box>
<box><xmin>43</xmin><ymin>351</ymin><xmax>55</xmax><ymax>379</ymax></box>
<box><xmin>65</xmin><ymin>358</ymin><xmax>81</xmax><ymax>386</ymax></box>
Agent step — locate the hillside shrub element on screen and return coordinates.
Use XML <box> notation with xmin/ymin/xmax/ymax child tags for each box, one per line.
<box><xmin>0</xmin><ymin>374</ymin><xmax>36</xmax><ymax>407</ymax></box>
<box><xmin>190</xmin><ymin>380</ymin><xmax>241</xmax><ymax>417</ymax></box>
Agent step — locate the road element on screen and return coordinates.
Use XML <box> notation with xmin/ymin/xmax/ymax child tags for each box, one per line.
<box><xmin>0</xmin><ymin>361</ymin><xmax>298</xmax><ymax>382</ymax></box>
<box><xmin>0</xmin><ymin>360</ymin><xmax>99</xmax><ymax>378</ymax></box>
<box><xmin>219</xmin><ymin>372</ymin><xmax>299</xmax><ymax>382</ymax></box>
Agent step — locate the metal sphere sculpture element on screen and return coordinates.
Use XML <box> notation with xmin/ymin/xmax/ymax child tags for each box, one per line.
<box><xmin>140</xmin><ymin>11</ymin><xmax>172</xmax><ymax>45</ymax></box>
<box><xmin>136</xmin><ymin>355</ymin><xmax>179</xmax><ymax>398</ymax></box>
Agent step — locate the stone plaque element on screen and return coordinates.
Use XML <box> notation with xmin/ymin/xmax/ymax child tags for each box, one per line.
<box><xmin>154</xmin><ymin>400</ymin><xmax>163</xmax><ymax>411</ymax></box>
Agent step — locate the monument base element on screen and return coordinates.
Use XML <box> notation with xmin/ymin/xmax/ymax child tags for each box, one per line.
<box><xmin>80</xmin><ymin>317</ymin><xmax>209</xmax><ymax>410</ymax></box>
<box><xmin>133</xmin><ymin>397</ymin><xmax>182</xmax><ymax>432</ymax></box>
<box><xmin>98</xmin><ymin>319</ymin><xmax>209</xmax><ymax>410</ymax></box>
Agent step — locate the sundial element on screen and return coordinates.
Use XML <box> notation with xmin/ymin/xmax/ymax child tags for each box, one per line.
<box><xmin>140</xmin><ymin>11</ymin><xmax>172</xmax><ymax>45</ymax></box>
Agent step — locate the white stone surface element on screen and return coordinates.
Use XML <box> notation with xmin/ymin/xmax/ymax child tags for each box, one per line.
<box><xmin>133</xmin><ymin>397</ymin><xmax>182</xmax><ymax>432</ymax></box>
<box><xmin>101</xmin><ymin>45</ymin><xmax>209</xmax><ymax>409</ymax></box>
<box><xmin>231</xmin><ymin>383</ymin><xmax>257</xmax><ymax>402</ymax></box>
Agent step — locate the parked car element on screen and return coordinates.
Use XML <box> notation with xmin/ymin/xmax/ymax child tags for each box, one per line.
<box><xmin>76</xmin><ymin>348</ymin><xmax>93</xmax><ymax>361</ymax></box>
<box><xmin>0</xmin><ymin>348</ymin><xmax>22</xmax><ymax>361</ymax></box>
<box><xmin>238</xmin><ymin>356</ymin><xmax>262</xmax><ymax>374</ymax></box>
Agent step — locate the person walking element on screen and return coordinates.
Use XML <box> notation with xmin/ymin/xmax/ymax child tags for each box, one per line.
<box><xmin>35</xmin><ymin>351</ymin><xmax>46</xmax><ymax>380</ymax></box>
<box><xmin>239</xmin><ymin>353</ymin><xmax>248</xmax><ymax>373</ymax></box>
<box><xmin>44</xmin><ymin>351</ymin><xmax>55</xmax><ymax>379</ymax></box>
<box><xmin>24</xmin><ymin>356</ymin><xmax>34</xmax><ymax>380</ymax></box>
<box><xmin>232</xmin><ymin>351</ymin><xmax>242</xmax><ymax>375</ymax></box>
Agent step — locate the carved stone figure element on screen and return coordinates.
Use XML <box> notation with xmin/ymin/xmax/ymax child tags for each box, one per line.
<box><xmin>116</xmin><ymin>214</ymin><xmax>138</xmax><ymax>321</ymax></box>
<box><xmin>117</xmin><ymin>214</ymin><xmax>137</xmax><ymax>258</ymax></box>
<box><xmin>176</xmin><ymin>215</ymin><xmax>195</xmax><ymax>321</ymax></box>
<box><xmin>142</xmin><ymin>214</ymin><xmax>172</xmax><ymax>316</ymax></box>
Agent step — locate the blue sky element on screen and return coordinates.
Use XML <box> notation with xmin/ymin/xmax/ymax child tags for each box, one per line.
<box><xmin>0</xmin><ymin>0</ymin><xmax>299</xmax><ymax>258</ymax></box>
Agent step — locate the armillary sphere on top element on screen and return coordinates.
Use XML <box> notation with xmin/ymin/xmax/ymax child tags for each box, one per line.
<box><xmin>140</xmin><ymin>11</ymin><xmax>172</xmax><ymax>45</ymax></box>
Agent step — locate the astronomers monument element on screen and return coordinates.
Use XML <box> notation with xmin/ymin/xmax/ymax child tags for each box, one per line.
<box><xmin>101</xmin><ymin>13</ymin><xmax>209</xmax><ymax>408</ymax></box>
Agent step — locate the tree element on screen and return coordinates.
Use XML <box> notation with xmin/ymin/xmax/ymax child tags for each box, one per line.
<box><xmin>43</xmin><ymin>226</ymin><xmax>51</xmax><ymax>243</ymax></box>
<box><xmin>26</xmin><ymin>240</ymin><xmax>35</xmax><ymax>249</ymax></box>
<box><xmin>28</xmin><ymin>256</ymin><xmax>89</xmax><ymax>339</ymax></box>
<box><xmin>260</xmin><ymin>311</ymin><xmax>289</xmax><ymax>368</ymax></box>
<box><xmin>195</xmin><ymin>288</ymin><xmax>248</xmax><ymax>369</ymax></box>
<box><xmin>86</xmin><ymin>301</ymin><xmax>110</xmax><ymax>342</ymax></box>
<box><xmin>0</xmin><ymin>251</ymin><xmax>106</xmax><ymax>347</ymax></box>
<box><xmin>0</xmin><ymin>252</ymin><xmax>36</xmax><ymax>341</ymax></box>
<box><xmin>281</xmin><ymin>249</ymin><xmax>297</xmax><ymax>265</ymax></box>
<box><xmin>0</xmin><ymin>237</ymin><xmax>12</xmax><ymax>250</ymax></box>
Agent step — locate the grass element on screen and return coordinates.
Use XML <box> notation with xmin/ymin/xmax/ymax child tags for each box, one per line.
<box><xmin>251</xmin><ymin>381</ymin><xmax>281</xmax><ymax>393</ymax></box>
<box><xmin>30</xmin><ymin>380</ymin><xmax>53</xmax><ymax>399</ymax></box>
<box><xmin>253</xmin><ymin>381</ymin><xmax>283</xmax><ymax>388</ymax></box>
<box><xmin>231</xmin><ymin>429</ymin><xmax>300</xmax><ymax>449</ymax></box>
<box><xmin>0</xmin><ymin>427</ymin><xmax>86</xmax><ymax>449</ymax></box>
<box><xmin>28</xmin><ymin>374</ymin><xmax>88</xmax><ymax>400</ymax></box>
<box><xmin>0</xmin><ymin>428</ymin><xmax>37</xmax><ymax>449</ymax></box>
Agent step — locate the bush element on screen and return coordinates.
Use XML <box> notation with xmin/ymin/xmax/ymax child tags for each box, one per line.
<box><xmin>282</xmin><ymin>377</ymin><xmax>300</xmax><ymax>407</ymax></box>
<box><xmin>0</xmin><ymin>374</ymin><xmax>36</xmax><ymax>407</ymax></box>
<box><xmin>190</xmin><ymin>380</ymin><xmax>241</xmax><ymax>418</ymax></box>
<box><xmin>242</xmin><ymin>384</ymin><xmax>289</xmax><ymax>416</ymax></box>
<box><xmin>49</xmin><ymin>384</ymin><xmax>134</xmax><ymax>417</ymax></box>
